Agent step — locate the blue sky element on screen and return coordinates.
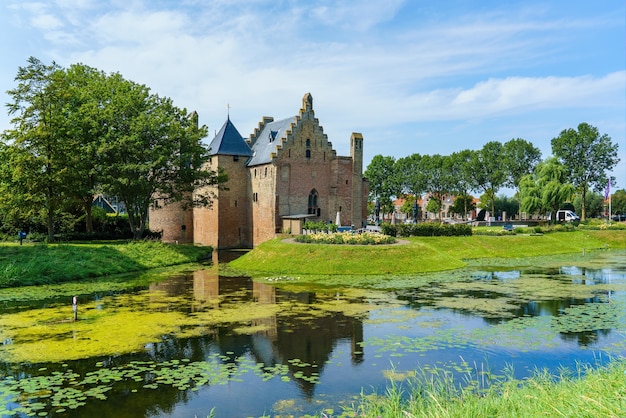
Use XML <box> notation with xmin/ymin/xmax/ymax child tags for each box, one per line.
<box><xmin>1</xmin><ymin>0</ymin><xmax>624</xmax><ymax>193</ymax></box>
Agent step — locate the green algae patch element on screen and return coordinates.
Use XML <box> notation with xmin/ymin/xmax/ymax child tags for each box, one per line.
<box><xmin>0</xmin><ymin>296</ymin><xmax>194</xmax><ymax>363</ymax></box>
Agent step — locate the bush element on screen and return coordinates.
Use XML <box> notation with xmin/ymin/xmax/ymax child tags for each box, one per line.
<box><xmin>386</xmin><ymin>222</ymin><xmax>472</xmax><ymax>237</ymax></box>
<box><xmin>303</xmin><ymin>220</ymin><xmax>338</xmax><ymax>233</ymax></box>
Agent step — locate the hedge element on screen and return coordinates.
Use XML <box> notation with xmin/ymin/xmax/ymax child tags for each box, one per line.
<box><xmin>381</xmin><ymin>222</ymin><xmax>472</xmax><ymax>237</ymax></box>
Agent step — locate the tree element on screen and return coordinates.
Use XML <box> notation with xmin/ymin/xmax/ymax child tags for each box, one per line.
<box><xmin>97</xmin><ymin>78</ymin><xmax>223</xmax><ymax>239</ymax></box>
<box><xmin>59</xmin><ymin>63</ymin><xmax>111</xmax><ymax>233</ymax></box>
<box><xmin>611</xmin><ymin>189</ymin><xmax>626</xmax><ymax>216</ymax></box>
<box><xmin>573</xmin><ymin>192</ymin><xmax>604</xmax><ymax>219</ymax></box>
<box><xmin>493</xmin><ymin>195</ymin><xmax>519</xmax><ymax>220</ymax></box>
<box><xmin>503</xmin><ymin>138</ymin><xmax>541</xmax><ymax>219</ymax></box>
<box><xmin>448</xmin><ymin>149</ymin><xmax>475</xmax><ymax>219</ymax></box>
<box><xmin>1</xmin><ymin>58</ymin><xmax>225</xmax><ymax>241</ymax></box>
<box><xmin>1</xmin><ymin>57</ymin><xmax>69</xmax><ymax>241</ymax></box>
<box><xmin>449</xmin><ymin>194</ymin><xmax>475</xmax><ymax>218</ymax></box>
<box><xmin>396</xmin><ymin>153</ymin><xmax>426</xmax><ymax>199</ymax></box>
<box><xmin>468</xmin><ymin>141</ymin><xmax>507</xmax><ymax>216</ymax></box>
<box><xmin>364</xmin><ymin>155</ymin><xmax>399</xmax><ymax>217</ymax></box>
<box><xmin>420</xmin><ymin>154</ymin><xmax>454</xmax><ymax>220</ymax></box>
<box><xmin>399</xmin><ymin>195</ymin><xmax>420</xmax><ymax>220</ymax></box>
<box><xmin>551</xmin><ymin>123</ymin><xmax>619</xmax><ymax>221</ymax></box>
<box><xmin>520</xmin><ymin>157</ymin><xmax>574</xmax><ymax>222</ymax></box>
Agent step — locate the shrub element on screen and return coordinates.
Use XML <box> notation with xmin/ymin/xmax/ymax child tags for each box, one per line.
<box><xmin>388</xmin><ymin>223</ymin><xmax>472</xmax><ymax>237</ymax></box>
<box><xmin>303</xmin><ymin>220</ymin><xmax>338</xmax><ymax>233</ymax></box>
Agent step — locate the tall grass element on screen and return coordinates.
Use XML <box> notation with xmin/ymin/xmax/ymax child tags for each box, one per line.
<box><xmin>343</xmin><ymin>358</ymin><xmax>626</xmax><ymax>417</ymax></box>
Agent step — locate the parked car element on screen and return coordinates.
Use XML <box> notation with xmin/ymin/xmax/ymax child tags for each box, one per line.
<box><xmin>611</xmin><ymin>214</ymin><xmax>626</xmax><ymax>222</ymax></box>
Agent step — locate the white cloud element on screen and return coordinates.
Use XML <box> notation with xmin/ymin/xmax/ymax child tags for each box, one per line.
<box><xmin>1</xmin><ymin>1</ymin><xmax>623</xmax><ymax>188</ymax></box>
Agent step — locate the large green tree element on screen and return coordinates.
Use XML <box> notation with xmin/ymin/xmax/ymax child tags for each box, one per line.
<box><xmin>97</xmin><ymin>78</ymin><xmax>222</xmax><ymax>239</ymax></box>
<box><xmin>1</xmin><ymin>57</ymin><xmax>70</xmax><ymax>241</ymax></box>
<box><xmin>611</xmin><ymin>189</ymin><xmax>626</xmax><ymax>216</ymax></box>
<box><xmin>468</xmin><ymin>141</ymin><xmax>507</xmax><ymax>216</ymax></box>
<box><xmin>59</xmin><ymin>63</ymin><xmax>111</xmax><ymax>233</ymax></box>
<box><xmin>364</xmin><ymin>155</ymin><xmax>399</xmax><ymax>218</ymax></box>
<box><xmin>551</xmin><ymin>123</ymin><xmax>619</xmax><ymax>221</ymax></box>
<box><xmin>448</xmin><ymin>149</ymin><xmax>475</xmax><ymax>219</ymax></box>
<box><xmin>1</xmin><ymin>57</ymin><xmax>224</xmax><ymax>240</ymax></box>
<box><xmin>420</xmin><ymin>154</ymin><xmax>454</xmax><ymax>220</ymax></box>
<box><xmin>503</xmin><ymin>138</ymin><xmax>541</xmax><ymax>219</ymax></box>
<box><xmin>396</xmin><ymin>153</ymin><xmax>426</xmax><ymax>199</ymax></box>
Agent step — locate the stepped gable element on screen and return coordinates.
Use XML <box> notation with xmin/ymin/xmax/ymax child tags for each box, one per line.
<box><xmin>208</xmin><ymin>117</ymin><xmax>253</xmax><ymax>157</ymax></box>
<box><xmin>247</xmin><ymin>93</ymin><xmax>332</xmax><ymax>167</ymax></box>
<box><xmin>247</xmin><ymin>116</ymin><xmax>297</xmax><ymax>166</ymax></box>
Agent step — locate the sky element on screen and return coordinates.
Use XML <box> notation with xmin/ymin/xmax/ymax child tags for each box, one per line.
<box><xmin>1</xmin><ymin>0</ymin><xmax>624</xmax><ymax>193</ymax></box>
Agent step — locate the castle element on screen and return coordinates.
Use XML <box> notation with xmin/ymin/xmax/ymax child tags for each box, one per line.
<box><xmin>149</xmin><ymin>93</ymin><xmax>369</xmax><ymax>249</ymax></box>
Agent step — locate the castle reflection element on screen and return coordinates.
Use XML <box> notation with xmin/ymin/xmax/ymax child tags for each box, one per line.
<box><xmin>149</xmin><ymin>253</ymin><xmax>364</xmax><ymax>398</ymax></box>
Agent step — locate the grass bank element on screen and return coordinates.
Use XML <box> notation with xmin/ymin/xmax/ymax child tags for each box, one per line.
<box><xmin>229</xmin><ymin>230</ymin><xmax>626</xmax><ymax>277</ymax></box>
<box><xmin>343</xmin><ymin>358</ymin><xmax>626</xmax><ymax>417</ymax></box>
<box><xmin>0</xmin><ymin>241</ymin><xmax>212</xmax><ymax>287</ymax></box>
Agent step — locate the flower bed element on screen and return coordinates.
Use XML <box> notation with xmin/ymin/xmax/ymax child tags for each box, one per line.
<box><xmin>295</xmin><ymin>231</ymin><xmax>396</xmax><ymax>245</ymax></box>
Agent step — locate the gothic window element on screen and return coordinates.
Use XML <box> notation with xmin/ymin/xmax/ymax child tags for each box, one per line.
<box><xmin>308</xmin><ymin>189</ymin><xmax>319</xmax><ymax>215</ymax></box>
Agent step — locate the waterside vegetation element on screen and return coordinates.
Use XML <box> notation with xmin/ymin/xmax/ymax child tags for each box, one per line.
<box><xmin>340</xmin><ymin>357</ymin><xmax>626</xmax><ymax>418</ymax></box>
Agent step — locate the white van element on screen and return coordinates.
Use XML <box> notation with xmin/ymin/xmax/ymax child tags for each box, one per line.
<box><xmin>556</xmin><ymin>210</ymin><xmax>580</xmax><ymax>222</ymax></box>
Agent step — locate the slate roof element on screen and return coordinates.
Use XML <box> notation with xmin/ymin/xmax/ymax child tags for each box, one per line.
<box><xmin>247</xmin><ymin>116</ymin><xmax>296</xmax><ymax>166</ymax></box>
<box><xmin>208</xmin><ymin>117</ymin><xmax>253</xmax><ymax>157</ymax></box>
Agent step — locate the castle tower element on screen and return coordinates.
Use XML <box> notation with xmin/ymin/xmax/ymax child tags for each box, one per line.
<box><xmin>350</xmin><ymin>133</ymin><xmax>366</xmax><ymax>228</ymax></box>
<box><xmin>194</xmin><ymin>117</ymin><xmax>253</xmax><ymax>248</ymax></box>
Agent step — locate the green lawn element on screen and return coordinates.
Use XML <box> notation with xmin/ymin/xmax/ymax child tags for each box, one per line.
<box><xmin>0</xmin><ymin>241</ymin><xmax>212</xmax><ymax>287</ymax></box>
<box><xmin>229</xmin><ymin>230</ymin><xmax>626</xmax><ymax>276</ymax></box>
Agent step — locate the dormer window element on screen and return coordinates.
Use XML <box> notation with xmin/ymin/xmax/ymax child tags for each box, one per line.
<box><xmin>269</xmin><ymin>130</ymin><xmax>278</xmax><ymax>142</ymax></box>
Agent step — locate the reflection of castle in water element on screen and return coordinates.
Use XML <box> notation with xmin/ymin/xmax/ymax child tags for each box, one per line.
<box><xmin>149</xmin><ymin>263</ymin><xmax>364</xmax><ymax>398</ymax></box>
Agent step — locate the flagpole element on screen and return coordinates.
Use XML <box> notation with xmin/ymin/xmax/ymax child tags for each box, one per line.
<box><xmin>609</xmin><ymin>189</ymin><xmax>613</xmax><ymax>223</ymax></box>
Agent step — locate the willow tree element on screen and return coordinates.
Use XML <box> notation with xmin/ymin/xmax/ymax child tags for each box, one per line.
<box><xmin>520</xmin><ymin>157</ymin><xmax>574</xmax><ymax>222</ymax></box>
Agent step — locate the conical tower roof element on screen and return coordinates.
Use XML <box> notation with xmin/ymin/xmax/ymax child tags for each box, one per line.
<box><xmin>208</xmin><ymin>117</ymin><xmax>253</xmax><ymax>157</ymax></box>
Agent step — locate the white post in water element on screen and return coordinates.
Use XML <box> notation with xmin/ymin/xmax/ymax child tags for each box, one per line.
<box><xmin>72</xmin><ymin>296</ymin><xmax>78</xmax><ymax>321</ymax></box>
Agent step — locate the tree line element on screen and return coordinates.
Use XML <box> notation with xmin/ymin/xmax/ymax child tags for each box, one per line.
<box><xmin>0</xmin><ymin>57</ymin><xmax>226</xmax><ymax>241</ymax></box>
<box><xmin>364</xmin><ymin>124</ymin><xmax>620</xmax><ymax>222</ymax></box>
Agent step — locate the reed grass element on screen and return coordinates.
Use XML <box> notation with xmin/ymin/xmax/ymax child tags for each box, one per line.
<box><xmin>342</xmin><ymin>358</ymin><xmax>626</xmax><ymax>417</ymax></box>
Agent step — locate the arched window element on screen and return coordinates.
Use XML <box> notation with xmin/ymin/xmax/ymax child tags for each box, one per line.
<box><xmin>308</xmin><ymin>189</ymin><xmax>319</xmax><ymax>215</ymax></box>
<box><xmin>306</xmin><ymin>149</ymin><xmax>311</xmax><ymax>159</ymax></box>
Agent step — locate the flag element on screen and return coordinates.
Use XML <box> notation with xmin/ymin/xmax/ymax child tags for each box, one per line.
<box><xmin>605</xmin><ymin>179</ymin><xmax>610</xmax><ymax>200</ymax></box>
